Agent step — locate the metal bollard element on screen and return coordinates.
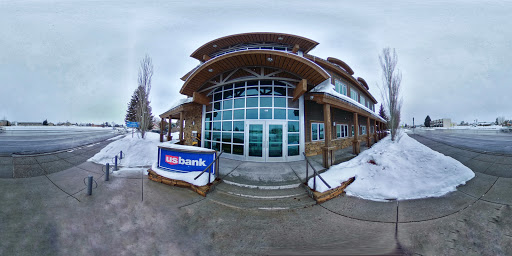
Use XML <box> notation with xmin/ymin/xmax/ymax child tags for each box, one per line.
<box><xmin>105</xmin><ymin>163</ymin><xmax>110</xmax><ymax>181</ymax></box>
<box><xmin>115</xmin><ymin>155</ymin><xmax>118</xmax><ymax>171</ymax></box>
<box><xmin>120</xmin><ymin>151</ymin><xmax>123</xmax><ymax>160</ymax></box>
<box><xmin>87</xmin><ymin>176</ymin><xmax>93</xmax><ymax>195</ymax></box>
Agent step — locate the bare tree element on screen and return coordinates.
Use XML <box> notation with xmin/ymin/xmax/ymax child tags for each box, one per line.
<box><xmin>378</xmin><ymin>48</ymin><xmax>402</xmax><ymax>141</ymax></box>
<box><xmin>497</xmin><ymin>116</ymin><xmax>505</xmax><ymax>125</ymax></box>
<box><xmin>136</xmin><ymin>55</ymin><xmax>153</xmax><ymax>139</ymax></box>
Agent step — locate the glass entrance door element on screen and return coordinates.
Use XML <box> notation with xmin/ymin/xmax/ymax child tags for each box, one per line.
<box><xmin>246</xmin><ymin>121</ymin><xmax>286</xmax><ymax>162</ymax></box>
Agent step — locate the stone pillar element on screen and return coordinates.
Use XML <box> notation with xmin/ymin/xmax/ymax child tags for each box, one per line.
<box><xmin>353</xmin><ymin>113</ymin><xmax>360</xmax><ymax>155</ymax></box>
<box><xmin>366</xmin><ymin>116</ymin><xmax>371</xmax><ymax>148</ymax></box>
<box><xmin>322</xmin><ymin>104</ymin><xmax>334</xmax><ymax>168</ymax></box>
<box><xmin>179</xmin><ymin>112</ymin><xmax>184</xmax><ymax>143</ymax></box>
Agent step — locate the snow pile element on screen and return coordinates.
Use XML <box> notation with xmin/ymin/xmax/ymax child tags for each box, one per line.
<box><xmin>309</xmin><ymin>132</ymin><xmax>475</xmax><ymax>201</ymax></box>
<box><xmin>88</xmin><ymin>132</ymin><xmax>179</xmax><ymax>167</ymax></box>
<box><xmin>89</xmin><ymin>131</ymin><xmax>214</xmax><ymax>186</ymax></box>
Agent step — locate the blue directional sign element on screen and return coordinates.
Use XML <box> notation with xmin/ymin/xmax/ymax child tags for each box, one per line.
<box><xmin>157</xmin><ymin>146</ymin><xmax>216</xmax><ymax>174</ymax></box>
<box><xmin>126</xmin><ymin>121</ymin><xmax>139</xmax><ymax>128</ymax></box>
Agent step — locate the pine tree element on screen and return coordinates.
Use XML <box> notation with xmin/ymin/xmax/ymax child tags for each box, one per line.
<box><xmin>378</xmin><ymin>104</ymin><xmax>388</xmax><ymax>121</ymax></box>
<box><xmin>125</xmin><ymin>91</ymin><xmax>138</xmax><ymax>123</ymax></box>
<box><xmin>424</xmin><ymin>115</ymin><xmax>431</xmax><ymax>127</ymax></box>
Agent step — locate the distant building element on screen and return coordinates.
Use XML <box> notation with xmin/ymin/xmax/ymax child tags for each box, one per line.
<box><xmin>0</xmin><ymin>120</ymin><xmax>9</xmax><ymax>126</ymax></box>
<box><xmin>431</xmin><ymin>118</ymin><xmax>451</xmax><ymax>128</ymax></box>
<box><xmin>17</xmin><ymin>122</ymin><xmax>42</xmax><ymax>126</ymax></box>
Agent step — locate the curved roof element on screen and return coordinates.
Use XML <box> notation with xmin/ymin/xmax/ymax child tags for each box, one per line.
<box><xmin>190</xmin><ymin>32</ymin><xmax>319</xmax><ymax>61</ymax></box>
<box><xmin>180</xmin><ymin>50</ymin><xmax>330</xmax><ymax>96</ymax></box>
<box><xmin>326</xmin><ymin>57</ymin><xmax>354</xmax><ymax>75</ymax></box>
<box><xmin>304</xmin><ymin>54</ymin><xmax>377</xmax><ymax>103</ymax></box>
<box><xmin>357</xmin><ymin>77</ymin><xmax>369</xmax><ymax>90</ymax></box>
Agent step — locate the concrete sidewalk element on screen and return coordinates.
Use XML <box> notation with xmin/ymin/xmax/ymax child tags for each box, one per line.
<box><xmin>1</xmin><ymin>135</ymin><xmax>511</xmax><ymax>255</ymax></box>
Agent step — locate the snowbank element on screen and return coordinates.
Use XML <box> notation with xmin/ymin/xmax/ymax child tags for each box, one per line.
<box><xmin>151</xmin><ymin>162</ymin><xmax>213</xmax><ymax>186</ymax></box>
<box><xmin>88</xmin><ymin>132</ymin><xmax>179</xmax><ymax>167</ymax></box>
<box><xmin>309</xmin><ymin>132</ymin><xmax>475</xmax><ymax>201</ymax></box>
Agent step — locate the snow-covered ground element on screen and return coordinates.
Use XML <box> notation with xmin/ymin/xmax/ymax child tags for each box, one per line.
<box><xmin>417</xmin><ymin>125</ymin><xmax>505</xmax><ymax>130</ymax></box>
<box><xmin>88</xmin><ymin>131</ymin><xmax>214</xmax><ymax>186</ymax></box>
<box><xmin>309</xmin><ymin>131</ymin><xmax>475</xmax><ymax>201</ymax></box>
<box><xmin>3</xmin><ymin>126</ymin><xmax>120</xmax><ymax>131</ymax></box>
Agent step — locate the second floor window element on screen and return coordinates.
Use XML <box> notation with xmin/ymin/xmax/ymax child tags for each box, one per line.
<box><xmin>334</xmin><ymin>79</ymin><xmax>347</xmax><ymax>96</ymax></box>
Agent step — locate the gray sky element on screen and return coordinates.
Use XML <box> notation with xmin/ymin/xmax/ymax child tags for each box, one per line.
<box><xmin>1</xmin><ymin>0</ymin><xmax>510</xmax><ymax>125</ymax></box>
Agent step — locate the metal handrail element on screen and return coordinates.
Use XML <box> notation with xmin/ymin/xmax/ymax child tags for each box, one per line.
<box><xmin>194</xmin><ymin>151</ymin><xmax>223</xmax><ymax>184</ymax></box>
<box><xmin>303</xmin><ymin>152</ymin><xmax>331</xmax><ymax>191</ymax></box>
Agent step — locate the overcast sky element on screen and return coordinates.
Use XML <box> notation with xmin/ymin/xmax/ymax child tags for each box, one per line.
<box><xmin>1</xmin><ymin>0</ymin><xmax>510</xmax><ymax>125</ymax></box>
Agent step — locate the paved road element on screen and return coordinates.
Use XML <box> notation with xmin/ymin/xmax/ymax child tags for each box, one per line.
<box><xmin>411</xmin><ymin>128</ymin><xmax>512</xmax><ymax>154</ymax></box>
<box><xmin>0</xmin><ymin>128</ymin><xmax>121</xmax><ymax>156</ymax></box>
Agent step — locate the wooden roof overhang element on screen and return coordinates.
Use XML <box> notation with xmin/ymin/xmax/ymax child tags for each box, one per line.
<box><xmin>190</xmin><ymin>32</ymin><xmax>319</xmax><ymax>61</ymax></box>
<box><xmin>304</xmin><ymin>54</ymin><xmax>378</xmax><ymax>104</ymax></box>
<box><xmin>159</xmin><ymin>102</ymin><xmax>196</xmax><ymax>119</ymax></box>
<box><xmin>307</xmin><ymin>92</ymin><xmax>386</xmax><ymax>123</ymax></box>
<box><xmin>180</xmin><ymin>50</ymin><xmax>331</xmax><ymax>96</ymax></box>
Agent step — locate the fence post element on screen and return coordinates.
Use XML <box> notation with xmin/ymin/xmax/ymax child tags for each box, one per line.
<box><xmin>120</xmin><ymin>151</ymin><xmax>123</xmax><ymax>160</ymax></box>
<box><xmin>87</xmin><ymin>176</ymin><xmax>93</xmax><ymax>195</ymax></box>
<box><xmin>105</xmin><ymin>163</ymin><xmax>110</xmax><ymax>181</ymax></box>
<box><xmin>115</xmin><ymin>155</ymin><xmax>118</xmax><ymax>171</ymax></box>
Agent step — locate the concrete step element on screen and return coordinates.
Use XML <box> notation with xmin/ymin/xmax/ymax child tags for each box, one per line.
<box><xmin>207</xmin><ymin>188</ymin><xmax>315</xmax><ymax>210</ymax></box>
<box><xmin>215</xmin><ymin>181</ymin><xmax>307</xmax><ymax>199</ymax></box>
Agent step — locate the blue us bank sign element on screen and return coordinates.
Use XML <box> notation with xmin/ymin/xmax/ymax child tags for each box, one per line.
<box><xmin>157</xmin><ymin>146</ymin><xmax>216</xmax><ymax>174</ymax></box>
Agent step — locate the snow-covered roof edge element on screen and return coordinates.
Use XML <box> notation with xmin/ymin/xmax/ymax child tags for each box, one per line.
<box><xmin>310</xmin><ymin>79</ymin><xmax>386</xmax><ymax>123</ymax></box>
<box><xmin>160</xmin><ymin>97</ymin><xmax>194</xmax><ymax>117</ymax></box>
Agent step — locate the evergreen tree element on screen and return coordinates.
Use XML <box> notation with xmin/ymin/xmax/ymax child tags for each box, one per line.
<box><xmin>378</xmin><ymin>104</ymin><xmax>388</xmax><ymax>121</ymax></box>
<box><xmin>125</xmin><ymin>91</ymin><xmax>138</xmax><ymax>123</ymax></box>
<box><xmin>43</xmin><ymin>119</ymin><xmax>48</xmax><ymax>125</ymax></box>
<box><xmin>424</xmin><ymin>115</ymin><xmax>431</xmax><ymax>127</ymax></box>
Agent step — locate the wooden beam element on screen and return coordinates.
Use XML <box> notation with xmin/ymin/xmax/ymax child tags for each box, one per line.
<box><xmin>293</xmin><ymin>79</ymin><xmax>307</xmax><ymax>101</ymax></box>
<box><xmin>353</xmin><ymin>113</ymin><xmax>360</xmax><ymax>155</ymax></box>
<box><xmin>366</xmin><ymin>116</ymin><xmax>371</xmax><ymax>147</ymax></box>
<box><xmin>292</xmin><ymin>44</ymin><xmax>300</xmax><ymax>54</ymax></box>
<box><xmin>322</xmin><ymin>103</ymin><xmax>332</xmax><ymax>168</ymax></box>
<box><xmin>160</xmin><ymin>118</ymin><xmax>164</xmax><ymax>142</ymax></box>
<box><xmin>193</xmin><ymin>92</ymin><xmax>210</xmax><ymax>105</ymax></box>
<box><xmin>167</xmin><ymin>117</ymin><xmax>172</xmax><ymax>141</ymax></box>
<box><xmin>179</xmin><ymin>112</ymin><xmax>184</xmax><ymax>142</ymax></box>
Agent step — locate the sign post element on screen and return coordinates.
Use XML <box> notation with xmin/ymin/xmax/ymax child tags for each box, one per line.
<box><xmin>126</xmin><ymin>121</ymin><xmax>139</xmax><ymax>138</ymax></box>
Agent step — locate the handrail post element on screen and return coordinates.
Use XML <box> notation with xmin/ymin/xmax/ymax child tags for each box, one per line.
<box><xmin>314</xmin><ymin>174</ymin><xmax>316</xmax><ymax>191</ymax></box>
<box><xmin>208</xmin><ymin>165</ymin><xmax>211</xmax><ymax>184</ymax></box>
<box><xmin>305</xmin><ymin>161</ymin><xmax>309</xmax><ymax>183</ymax></box>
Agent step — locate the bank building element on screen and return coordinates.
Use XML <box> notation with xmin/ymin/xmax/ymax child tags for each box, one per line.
<box><xmin>159</xmin><ymin>32</ymin><xmax>386</xmax><ymax>168</ymax></box>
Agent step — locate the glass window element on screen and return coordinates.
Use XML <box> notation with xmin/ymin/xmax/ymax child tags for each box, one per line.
<box><xmin>288</xmin><ymin>145</ymin><xmax>299</xmax><ymax>156</ymax></box>
<box><xmin>260</xmin><ymin>87</ymin><xmax>272</xmax><ymax>95</ymax></box>
<box><xmin>233</xmin><ymin>144</ymin><xmax>244</xmax><ymax>155</ymax></box>
<box><xmin>222</xmin><ymin>132</ymin><xmax>232</xmax><ymax>143</ymax></box>
<box><xmin>205</xmin><ymin>113</ymin><xmax>212</xmax><ymax>122</ymax></box>
<box><xmin>288</xmin><ymin>133</ymin><xmax>299</xmax><ymax>144</ymax></box>
<box><xmin>246</xmin><ymin>109</ymin><xmax>258</xmax><ymax>119</ymax></box>
<box><xmin>223</xmin><ymin>99</ymin><xmax>233</xmax><ymax>109</ymax></box>
<box><xmin>212</xmin><ymin>132</ymin><xmax>221</xmax><ymax>141</ymax></box>
<box><xmin>288</xmin><ymin>121</ymin><xmax>299</xmax><ymax>132</ymax></box>
<box><xmin>247</xmin><ymin>80</ymin><xmax>258</xmax><ymax>86</ymax></box>
<box><xmin>205</xmin><ymin>131</ymin><xmax>211</xmax><ymax>140</ymax></box>
<box><xmin>213</xmin><ymin>102</ymin><xmax>221</xmax><ymax>111</ymax></box>
<box><xmin>351</xmin><ymin>88</ymin><xmax>359</xmax><ymax>102</ymax></box>
<box><xmin>223</xmin><ymin>110</ymin><xmax>232</xmax><ymax>120</ymax></box>
<box><xmin>233</xmin><ymin>133</ymin><xmax>244</xmax><ymax>143</ymax></box>
<box><xmin>288</xmin><ymin>109</ymin><xmax>299</xmax><ymax>120</ymax></box>
<box><xmin>312</xmin><ymin>123</ymin><xmax>318</xmax><ymax>141</ymax></box>
<box><xmin>319</xmin><ymin>123</ymin><xmax>324</xmax><ymax>140</ymax></box>
<box><xmin>223</xmin><ymin>90</ymin><xmax>233</xmax><ymax>99</ymax></box>
<box><xmin>213</xmin><ymin>122</ymin><xmax>221</xmax><ymax>131</ymax></box>
<box><xmin>233</xmin><ymin>109</ymin><xmax>244</xmax><ymax>119</ymax></box>
<box><xmin>234</xmin><ymin>98</ymin><xmax>245</xmax><ymax>108</ymax></box>
<box><xmin>274</xmin><ymin>97</ymin><xmax>286</xmax><ymax>108</ymax></box>
<box><xmin>212</xmin><ymin>142</ymin><xmax>220</xmax><ymax>151</ymax></box>
<box><xmin>274</xmin><ymin>109</ymin><xmax>286</xmax><ymax>119</ymax></box>
<box><xmin>351</xmin><ymin>125</ymin><xmax>354</xmax><ymax>136</ymax></box>
<box><xmin>260</xmin><ymin>108</ymin><xmax>272</xmax><ymax>119</ymax></box>
<box><xmin>222</xmin><ymin>121</ymin><xmax>232</xmax><ymax>131</ymax></box>
<box><xmin>234</xmin><ymin>82</ymin><xmax>245</xmax><ymax>88</ymax></box>
<box><xmin>234</xmin><ymin>88</ymin><xmax>245</xmax><ymax>98</ymax></box>
<box><xmin>260</xmin><ymin>97</ymin><xmax>272</xmax><ymax>107</ymax></box>
<box><xmin>233</xmin><ymin>121</ymin><xmax>244</xmax><ymax>131</ymax></box>
<box><xmin>274</xmin><ymin>87</ymin><xmax>286</xmax><ymax>96</ymax></box>
<box><xmin>246</xmin><ymin>87</ymin><xmax>259</xmax><ymax>96</ymax></box>
<box><xmin>222</xmin><ymin>143</ymin><xmax>231</xmax><ymax>153</ymax></box>
<box><xmin>204</xmin><ymin>122</ymin><xmax>212</xmax><ymax>130</ymax></box>
<box><xmin>204</xmin><ymin>140</ymin><xmax>211</xmax><ymax>149</ymax></box>
<box><xmin>213</xmin><ymin>112</ymin><xmax>221</xmax><ymax>121</ymax></box>
<box><xmin>214</xmin><ymin>93</ymin><xmax>222</xmax><ymax>101</ymax></box>
<box><xmin>246</xmin><ymin>97</ymin><xmax>258</xmax><ymax>107</ymax></box>
<box><xmin>260</xmin><ymin>80</ymin><xmax>273</xmax><ymax>86</ymax></box>
<box><xmin>336</xmin><ymin>125</ymin><xmax>341</xmax><ymax>138</ymax></box>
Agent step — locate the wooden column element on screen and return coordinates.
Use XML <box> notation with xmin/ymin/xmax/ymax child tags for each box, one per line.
<box><xmin>322</xmin><ymin>104</ymin><xmax>334</xmax><ymax>168</ymax></box>
<box><xmin>179</xmin><ymin>112</ymin><xmax>184</xmax><ymax>143</ymax></box>
<box><xmin>160</xmin><ymin>118</ymin><xmax>164</xmax><ymax>142</ymax></box>
<box><xmin>167</xmin><ymin>117</ymin><xmax>172</xmax><ymax>141</ymax></box>
<box><xmin>366</xmin><ymin>116</ymin><xmax>371</xmax><ymax>148</ymax></box>
<box><xmin>353</xmin><ymin>113</ymin><xmax>360</xmax><ymax>155</ymax></box>
<box><xmin>375</xmin><ymin>121</ymin><xmax>379</xmax><ymax>142</ymax></box>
